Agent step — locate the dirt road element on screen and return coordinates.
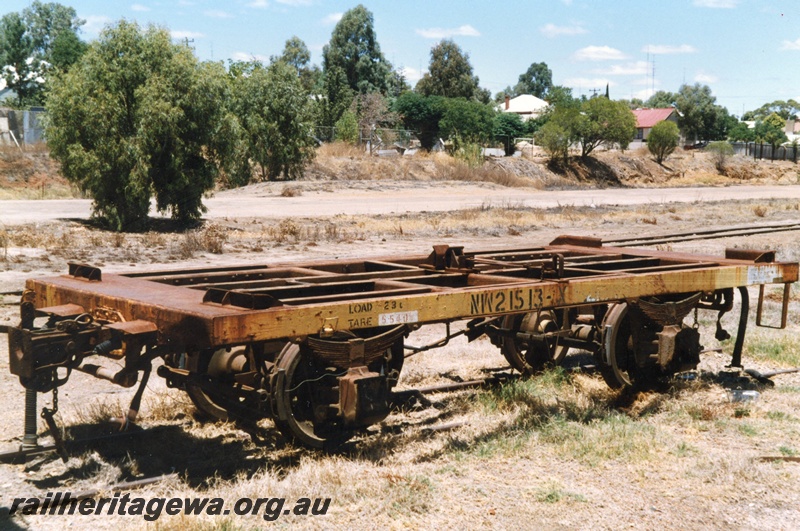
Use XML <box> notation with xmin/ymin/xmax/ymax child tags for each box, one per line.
<box><xmin>2</xmin><ymin>183</ymin><xmax>800</xmax><ymax>223</ymax></box>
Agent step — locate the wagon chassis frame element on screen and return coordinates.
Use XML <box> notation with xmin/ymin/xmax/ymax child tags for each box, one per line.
<box><xmin>3</xmin><ymin>234</ymin><xmax>798</xmax><ymax>450</ymax></box>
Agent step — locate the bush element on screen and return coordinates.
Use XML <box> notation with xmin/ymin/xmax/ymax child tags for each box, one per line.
<box><xmin>535</xmin><ymin>120</ymin><xmax>572</xmax><ymax>162</ymax></box>
<box><xmin>46</xmin><ymin>21</ymin><xmax>233</xmax><ymax>231</ymax></box>
<box><xmin>335</xmin><ymin>110</ymin><xmax>359</xmax><ymax>144</ymax></box>
<box><xmin>453</xmin><ymin>138</ymin><xmax>483</xmax><ymax>168</ymax></box>
<box><xmin>493</xmin><ymin>113</ymin><xmax>526</xmax><ymax>156</ymax></box>
<box><xmin>705</xmin><ymin>141</ymin><xmax>734</xmax><ymax>174</ymax></box>
<box><xmin>647</xmin><ymin>121</ymin><xmax>680</xmax><ymax>164</ymax></box>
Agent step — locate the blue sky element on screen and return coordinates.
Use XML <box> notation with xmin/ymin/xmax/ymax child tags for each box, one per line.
<box><xmin>4</xmin><ymin>0</ymin><xmax>800</xmax><ymax>116</ymax></box>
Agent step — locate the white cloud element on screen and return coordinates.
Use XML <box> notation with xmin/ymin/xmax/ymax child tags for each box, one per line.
<box><xmin>596</xmin><ymin>61</ymin><xmax>649</xmax><ymax>76</ymax></box>
<box><xmin>248</xmin><ymin>0</ymin><xmax>268</xmax><ymax>7</ymax></box>
<box><xmin>399</xmin><ymin>66</ymin><xmax>422</xmax><ymax>83</ymax></box>
<box><xmin>644</xmin><ymin>44</ymin><xmax>697</xmax><ymax>54</ymax></box>
<box><xmin>633</xmin><ymin>88</ymin><xmax>656</xmax><ymax>101</ymax></box>
<box><xmin>322</xmin><ymin>12</ymin><xmax>343</xmax><ymax>25</ymax></box>
<box><xmin>693</xmin><ymin>0</ymin><xmax>738</xmax><ymax>7</ymax></box>
<box><xmin>83</xmin><ymin>15</ymin><xmax>112</xmax><ymax>36</ymax></box>
<box><xmin>780</xmin><ymin>38</ymin><xmax>800</xmax><ymax>51</ymax></box>
<box><xmin>694</xmin><ymin>72</ymin><xmax>718</xmax><ymax>83</ymax></box>
<box><xmin>573</xmin><ymin>45</ymin><xmax>627</xmax><ymax>61</ymax></box>
<box><xmin>204</xmin><ymin>10</ymin><xmax>233</xmax><ymax>18</ymax></box>
<box><xmin>540</xmin><ymin>23</ymin><xmax>587</xmax><ymax>38</ymax></box>
<box><xmin>276</xmin><ymin>0</ymin><xmax>312</xmax><ymax>5</ymax></box>
<box><xmin>171</xmin><ymin>30</ymin><xmax>205</xmax><ymax>40</ymax></box>
<box><xmin>232</xmin><ymin>52</ymin><xmax>270</xmax><ymax>63</ymax></box>
<box><xmin>416</xmin><ymin>25</ymin><xmax>480</xmax><ymax>39</ymax></box>
<box><xmin>131</xmin><ymin>3</ymin><xmax>150</xmax><ymax>12</ymax></box>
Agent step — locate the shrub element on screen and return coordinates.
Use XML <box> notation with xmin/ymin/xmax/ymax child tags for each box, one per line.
<box><xmin>705</xmin><ymin>141</ymin><xmax>734</xmax><ymax>174</ymax></box>
<box><xmin>335</xmin><ymin>110</ymin><xmax>359</xmax><ymax>144</ymax></box>
<box><xmin>46</xmin><ymin>21</ymin><xmax>234</xmax><ymax>231</ymax></box>
<box><xmin>536</xmin><ymin>121</ymin><xmax>571</xmax><ymax>163</ymax></box>
<box><xmin>647</xmin><ymin>121</ymin><xmax>680</xmax><ymax>164</ymax></box>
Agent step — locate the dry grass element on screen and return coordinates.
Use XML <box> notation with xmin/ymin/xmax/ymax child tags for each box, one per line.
<box><xmin>5</xmin><ymin>150</ymin><xmax>800</xmax><ymax>529</ymax></box>
<box><xmin>9</xmin><ymin>311</ymin><xmax>800</xmax><ymax>531</ymax></box>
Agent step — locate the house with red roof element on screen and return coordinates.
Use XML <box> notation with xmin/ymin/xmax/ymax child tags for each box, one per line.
<box><xmin>631</xmin><ymin>108</ymin><xmax>680</xmax><ymax>142</ymax></box>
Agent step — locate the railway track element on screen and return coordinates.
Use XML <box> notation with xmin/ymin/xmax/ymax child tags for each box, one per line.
<box><xmin>605</xmin><ymin>220</ymin><xmax>800</xmax><ymax>247</ymax></box>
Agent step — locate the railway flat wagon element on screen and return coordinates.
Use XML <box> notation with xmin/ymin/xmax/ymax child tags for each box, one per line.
<box><xmin>3</xmin><ymin>235</ymin><xmax>797</xmax><ymax>450</ymax></box>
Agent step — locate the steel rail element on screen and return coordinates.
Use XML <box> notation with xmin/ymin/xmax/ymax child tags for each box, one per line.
<box><xmin>605</xmin><ymin>220</ymin><xmax>800</xmax><ymax>247</ymax></box>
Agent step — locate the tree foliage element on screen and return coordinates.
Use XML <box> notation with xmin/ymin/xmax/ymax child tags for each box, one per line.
<box><xmin>415</xmin><ymin>40</ymin><xmax>482</xmax><ymax>100</ymax></box>
<box><xmin>742</xmin><ymin>99</ymin><xmax>800</xmax><ymax>122</ymax></box>
<box><xmin>272</xmin><ymin>36</ymin><xmax>320</xmax><ymax>94</ymax></box>
<box><xmin>231</xmin><ymin>60</ymin><xmax>316</xmax><ymax>182</ymax></box>
<box><xmin>439</xmin><ymin>99</ymin><xmax>495</xmax><ymax>147</ymax></box>
<box><xmin>23</xmin><ymin>1</ymin><xmax>83</xmax><ymax>57</ymax></box>
<box><xmin>535</xmin><ymin>107</ymin><xmax>578</xmax><ymax>163</ymax></box>
<box><xmin>49</xmin><ymin>27</ymin><xmax>87</xmax><ymax>71</ymax></box>
<box><xmin>544</xmin><ymin>85</ymin><xmax>579</xmax><ymax>111</ymax></box>
<box><xmin>352</xmin><ymin>92</ymin><xmax>397</xmax><ymax>130</ymax></box>
<box><xmin>46</xmin><ymin>21</ymin><xmax>233</xmax><ymax>230</ymax></box>
<box><xmin>392</xmin><ymin>92</ymin><xmax>446</xmax><ymax>150</ymax></box>
<box><xmin>673</xmin><ymin>83</ymin><xmax>733</xmax><ymax>142</ymax></box>
<box><xmin>317</xmin><ymin>65</ymin><xmax>353</xmax><ymax>129</ymax></box>
<box><xmin>0</xmin><ymin>1</ymin><xmax>85</xmax><ymax>105</ymax></box>
<box><xmin>515</xmin><ymin>62</ymin><xmax>553</xmax><ymax>99</ymax></box>
<box><xmin>493</xmin><ymin>112</ymin><xmax>526</xmax><ymax>155</ymax></box>
<box><xmin>754</xmin><ymin>112</ymin><xmax>788</xmax><ymax>149</ymax></box>
<box><xmin>647</xmin><ymin>120</ymin><xmax>680</xmax><ymax>164</ymax></box>
<box><xmin>386</xmin><ymin>67</ymin><xmax>411</xmax><ymax>98</ymax></box>
<box><xmin>322</xmin><ymin>4</ymin><xmax>390</xmax><ymax>94</ymax></box>
<box><xmin>335</xmin><ymin>110</ymin><xmax>359</xmax><ymax>144</ymax></box>
<box><xmin>0</xmin><ymin>12</ymin><xmax>37</xmax><ymax>103</ymax></box>
<box><xmin>645</xmin><ymin>91</ymin><xmax>678</xmax><ymax>109</ymax></box>
<box><xmin>574</xmin><ymin>97</ymin><xmax>636</xmax><ymax>157</ymax></box>
<box><xmin>727</xmin><ymin>121</ymin><xmax>755</xmax><ymax>142</ymax></box>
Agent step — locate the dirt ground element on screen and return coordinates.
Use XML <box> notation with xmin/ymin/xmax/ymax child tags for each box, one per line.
<box><xmin>1</xmin><ymin>148</ymin><xmax>800</xmax><ymax>530</ymax></box>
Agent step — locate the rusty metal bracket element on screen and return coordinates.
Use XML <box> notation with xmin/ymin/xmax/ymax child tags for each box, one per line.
<box><xmin>756</xmin><ymin>283</ymin><xmax>792</xmax><ymax>330</ymax></box>
<box><xmin>203</xmin><ymin>288</ymin><xmax>281</xmax><ymax>309</ymax></box>
<box><xmin>725</xmin><ymin>248</ymin><xmax>776</xmax><ymax>263</ymax></box>
<box><xmin>550</xmin><ymin>235</ymin><xmax>602</xmax><ymax>247</ymax></box>
<box><xmin>425</xmin><ymin>245</ymin><xmax>473</xmax><ymax>271</ymax></box>
<box><xmin>541</xmin><ymin>254</ymin><xmax>565</xmax><ymax>279</ymax></box>
<box><xmin>68</xmin><ymin>263</ymin><xmax>102</xmax><ymax>281</ymax></box>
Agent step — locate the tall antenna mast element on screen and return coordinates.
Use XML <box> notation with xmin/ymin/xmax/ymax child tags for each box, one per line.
<box><xmin>651</xmin><ymin>55</ymin><xmax>655</xmax><ymax>97</ymax></box>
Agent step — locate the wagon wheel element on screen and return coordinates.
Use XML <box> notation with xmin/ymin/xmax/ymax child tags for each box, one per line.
<box><xmin>501</xmin><ymin>309</ymin><xmax>569</xmax><ymax>374</ymax></box>
<box><xmin>598</xmin><ymin>303</ymin><xmax>633</xmax><ymax>389</ymax></box>
<box><xmin>271</xmin><ymin>343</ymin><xmax>353</xmax><ymax>449</ymax></box>
<box><xmin>185</xmin><ymin>346</ymin><xmax>263</xmax><ymax>422</ymax></box>
<box><xmin>599</xmin><ymin>302</ymin><xmax>661</xmax><ymax>389</ymax></box>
